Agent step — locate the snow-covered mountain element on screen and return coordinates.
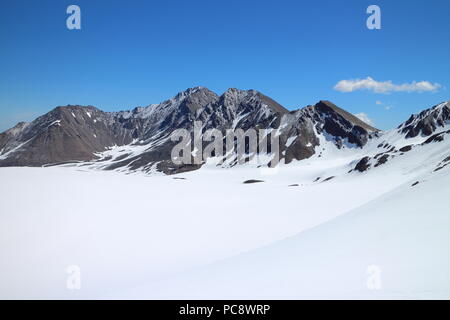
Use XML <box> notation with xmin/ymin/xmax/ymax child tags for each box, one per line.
<box><xmin>0</xmin><ymin>87</ymin><xmax>385</xmax><ymax>174</ymax></box>
<box><xmin>1</xmin><ymin>108</ymin><xmax>449</xmax><ymax>298</ymax></box>
<box><xmin>1</xmin><ymin>93</ymin><xmax>449</xmax><ymax>299</ymax></box>
<box><xmin>1</xmin><ymin>87</ymin><xmax>449</xmax><ymax>179</ymax></box>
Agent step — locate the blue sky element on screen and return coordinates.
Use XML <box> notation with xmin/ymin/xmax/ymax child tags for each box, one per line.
<box><xmin>1</xmin><ymin>0</ymin><xmax>449</xmax><ymax>131</ymax></box>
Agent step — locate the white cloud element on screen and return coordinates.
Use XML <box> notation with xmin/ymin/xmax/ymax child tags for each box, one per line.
<box><xmin>375</xmin><ymin>100</ymin><xmax>393</xmax><ymax>110</ymax></box>
<box><xmin>334</xmin><ymin>77</ymin><xmax>441</xmax><ymax>94</ymax></box>
<box><xmin>354</xmin><ymin>113</ymin><xmax>374</xmax><ymax>126</ymax></box>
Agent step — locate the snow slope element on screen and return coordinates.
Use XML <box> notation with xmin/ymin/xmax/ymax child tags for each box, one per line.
<box><xmin>107</xmin><ymin>130</ymin><xmax>450</xmax><ymax>299</ymax></box>
<box><xmin>0</xmin><ymin>122</ymin><xmax>449</xmax><ymax>299</ymax></box>
<box><xmin>127</xmin><ymin>166</ymin><xmax>450</xmax><ymax>299</ymax></box>
<box><xmin>0</xmin><ymin>164</ymin><xmax>397</xmax><ymax>299</ymax></box>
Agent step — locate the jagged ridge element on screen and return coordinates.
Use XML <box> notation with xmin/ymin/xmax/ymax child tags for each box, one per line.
<box><xmin>1</xmin><ymin>87</ymin><xmax>447</xmax><ymax>175</ymax></box>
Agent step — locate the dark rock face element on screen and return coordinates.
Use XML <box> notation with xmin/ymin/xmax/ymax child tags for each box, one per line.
<box><xmin>280</xmin><ymin>113</ymin><xmax>320</xmax><ymax>164</ymax></box>
<box><xmin>399</xmin><ymin>145</ymin><xmax>413</xmax><ymax>152</ymax></box>
<box><xmin>434</xmin><ymin>156</ymin><xmax>450</xmax><ymax>172</ymax></box>
<box><xmin>302</xmin><ymin>101</ymin><xmax>379</xmax><ymax>148</ymax></box>
<box><xmin>434</xmin><ymin>165</ymin><xmax>447</xmax><ymax>172</ymax></box>
<box><xmin>375</xmin><ymin>154</ymin><xmax>390</xmax><ymax>167</ymax></box>
<box><xmin>243</xmin><ymin>179</ymin><xmax>264</xmax><ymax>184</ymax></box>
<box><xmin>399</xmin><ymin>102</ymin><xmax>450</xmax><ymax>138</ymax></box>
<box><xmin>0</xmin><ymin>87</ymin><xmax>383</xmax><ymax>174</ymax></box>
<box><xmin>421</xmin><ymin>130</ymin><xmax>450</xmax><ymax>145</ymax></box>
<box><xmin>355</xmin><ymin>157</ymin><xmax>371</xmax><ymax>172</ymax></box>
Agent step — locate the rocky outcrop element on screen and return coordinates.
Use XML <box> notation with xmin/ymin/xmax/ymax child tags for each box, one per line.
<box><xmin>399</xmin><ymin>102</ymin><xmax>450</xmax><ymax>138</ymax></box>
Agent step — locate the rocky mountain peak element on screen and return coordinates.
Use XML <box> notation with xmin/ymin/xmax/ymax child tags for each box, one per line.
<box><xmin>313</xmin><ymin>100</ymin><xmax>379</xmax><ymax>132</ymax></box>
<box><xmin>399</xmin><ymin>101</ymin><xmax>450</xmax><ymax>138</ymax></box>
<box><xmin>292</xmin><ymin>100</ymin><xmax>379</xmax><ymax>148</ymax></box>
<box><xmin>174</xmin><ymin>86</ymin><xmax>216</xmax><ymax>102</ymax></box>
<box><xmin>177</xmin><ymin>87</ymin><xmax>219</xmax><ymax>114</ymax></box>
<box><xmin>218</xmin><ymin>88</ymin><xmax>288</xmax><ymax>117</ymax></box>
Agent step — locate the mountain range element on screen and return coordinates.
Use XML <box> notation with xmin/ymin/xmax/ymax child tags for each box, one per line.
<box><xmin>0</xmin><ymin>87</ymin><xmax>449</xmax><ymax>175</ymax></box>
